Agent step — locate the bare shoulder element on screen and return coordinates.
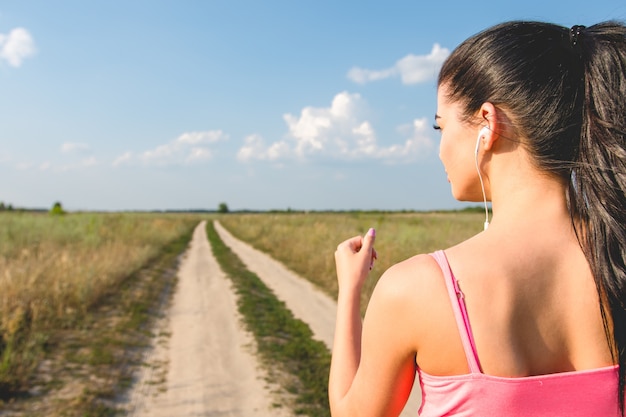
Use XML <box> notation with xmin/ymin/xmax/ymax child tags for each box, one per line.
<box><xmin>368</xmin><ymin>254</ymin><xmax>449</xmax><ymax>333</ymax></box>
<box><xmin>373</xmin><ymin>253</ymin><xmax>446</xmax><ymax>302</ymax></box>
<box><xmin>365</xmin><ymin>252</ymin><xmax>461</xmax><ymax>361</ymax></box>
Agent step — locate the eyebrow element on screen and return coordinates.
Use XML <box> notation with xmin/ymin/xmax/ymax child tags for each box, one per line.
<box><xmin>434</xmin><ymin>114</ymin><xmax>441</xmax><ymax>120</ymax></box>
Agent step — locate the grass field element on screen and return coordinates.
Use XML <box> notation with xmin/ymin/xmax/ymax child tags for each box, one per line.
<box><xmin>0</xmin><ymin>211</ymin><xmax>199</xmax><ymax>412</ymax></box>
<box><xmin>0</xmin><ymin>209</ymin><xmax>484</xmax><ymax>415</ymax></box>
<box><xmin>219</xmin><ymin>210</ymin><xmax>485</xmax><ymax>310</ymax></box>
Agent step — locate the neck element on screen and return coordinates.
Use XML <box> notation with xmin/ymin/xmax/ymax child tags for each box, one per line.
<box><xmin>488</xmin><ymin>170</ymin><xmax>571</xmax><ymax>232</ymax></box>
<box><xmin>476</xmin><ymin>134</ymin><xmax>573</xmax><ymax>231</ymax></box>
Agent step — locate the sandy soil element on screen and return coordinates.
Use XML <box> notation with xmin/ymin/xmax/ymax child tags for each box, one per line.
<box><xmin>123</xmin><ymin>220</ymin><xmax>421</xmax><ymax>416</ymax></box>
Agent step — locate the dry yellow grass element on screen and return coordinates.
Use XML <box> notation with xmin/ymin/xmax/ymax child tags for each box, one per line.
<box><xmin>218</xmin><ymin>210</ymin><xmax>484</xmax><ymax>309</ymax></box>
<box><xmin>0</xmin><ymin>209</ymin><xmax>482</xmax><ymax>410</ymax></box>
<box><xmin>0</xmin><ymin>211</ymin><xmax>199</xmax><ymax>391</ymax></box>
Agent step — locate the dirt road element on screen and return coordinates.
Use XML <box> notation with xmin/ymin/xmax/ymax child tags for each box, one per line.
<box><xmin>122</xmin><ymin>221</ymin><xmax>290</xmax><ymax>417</ymax></box>
<box><xmin>123</xmin><ymin>220</ymin><xmax>421</xmax><ymax>416</ymax></box>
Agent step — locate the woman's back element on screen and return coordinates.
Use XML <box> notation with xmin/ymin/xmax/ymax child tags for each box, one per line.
<box><xmin>408</xmin><ymin>160</ymin><xmax>620</xmax><ymax>415</ymax></box>
<box><xmin>417</xmin><ymin>206</ymin><xmax>614</xmax><ymax>379</ymax></box>
<box><xmin>418</xmin><ymin>251</ymin><xmax>618</xmax><ymax>417</ymax></box>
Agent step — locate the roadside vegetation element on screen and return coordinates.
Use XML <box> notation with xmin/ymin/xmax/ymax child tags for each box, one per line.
<box><xmin>0</xmin><ymin>209</ymin><xmax>484</xmax><ymax>416</ymax></box>
<box><xmin>219</xmin><ymin>210</ymin><xmax>484</xmax><ymax>311</ymax></box>
<box><xmin>207</xmin><ymin>221</ymin><xmax>331</xmax><ymax>417</ymax></box>
<box><xmin>0</xmin><ymin>211</ymin><xmax>199</xmax><ymax>415</ymax></box>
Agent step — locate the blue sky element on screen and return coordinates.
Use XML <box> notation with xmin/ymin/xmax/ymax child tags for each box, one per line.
<box><xmin>1</xmin><ymin>1</ymin><xmax>625</xmax><ymax>211</ymax></box>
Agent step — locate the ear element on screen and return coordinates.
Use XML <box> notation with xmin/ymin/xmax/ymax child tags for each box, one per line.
<box><xmin>476</xmin><ymin>102</ymin><xmax>500</xmax><ymax>151</ymax></box>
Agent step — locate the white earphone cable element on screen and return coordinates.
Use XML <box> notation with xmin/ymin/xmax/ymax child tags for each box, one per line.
<box><xmin>475</xmin><ymin>150</ymin><xmax>490</xmax><ymax>230</ymax></box>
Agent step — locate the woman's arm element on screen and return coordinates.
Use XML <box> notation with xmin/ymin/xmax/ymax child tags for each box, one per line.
<box><xmin>329</xmin><ymin>229</ymin><xmax>418</xmax><ymax>417</ymax></box>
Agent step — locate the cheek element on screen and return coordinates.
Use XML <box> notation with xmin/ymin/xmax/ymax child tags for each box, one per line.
<box><xmin>438</xmin><ymin>135</ymin><xmax>453</xmax><ymax>169</ymax></box>
<box><xmin>439</xmin><ymin>136</ymin><xmax>475</xmax><ymax>200</ymax></box>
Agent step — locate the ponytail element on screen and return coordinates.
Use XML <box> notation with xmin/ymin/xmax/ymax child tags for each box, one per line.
<box><xmin>568</xmin><ymin>21</ymin><xmax>626</xmax><ymax>413</ymax></box>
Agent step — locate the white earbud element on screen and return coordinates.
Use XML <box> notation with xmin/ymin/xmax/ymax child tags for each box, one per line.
<box><xmin>475</xmin><ymin>126</ymin><xmax>490</xmax><ymax>230</ymax></box>
<box><xmin>475</xmin><ymin>127</ymin><xmax>490</xmax><ymax>155</ymax></box>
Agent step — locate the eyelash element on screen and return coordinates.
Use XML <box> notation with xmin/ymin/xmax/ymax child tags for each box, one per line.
<box><xmin>432</xmin><ymin>124</ymin><xmax>441</xmax><ymax>131</ymax></box>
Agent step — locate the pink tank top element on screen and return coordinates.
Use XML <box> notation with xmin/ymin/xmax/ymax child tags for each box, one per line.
<box><xmin>418</xmin><ymin>250</ymin><xmax>621</xmax><ymax>416</ymax></box>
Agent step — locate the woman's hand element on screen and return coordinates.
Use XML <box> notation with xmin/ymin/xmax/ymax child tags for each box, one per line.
<box><xmin>334</xmin><ymin>228</ymin><xmax>377</xmax><ymax>293</ymax></box>
<box><xmin>331</xmin><ymin>228</ymin><xmax>417</xmax><ymax>417</ymax></box>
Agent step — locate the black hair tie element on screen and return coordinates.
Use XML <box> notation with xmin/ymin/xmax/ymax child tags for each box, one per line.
<box><xmin>570</xmin><ymin>25</ymin><xmax>586</xmax><ymax>48</ymax></box>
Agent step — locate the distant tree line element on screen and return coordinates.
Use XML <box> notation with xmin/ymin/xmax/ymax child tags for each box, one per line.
<box><xmin>0</xmin><ymin>201</ymin><xmax>14</xmax><ymax>211</ymax></box>
<box><xmin>0</xmin><ymin>201</ymin><xmax>67</xmax><ymax>214</ymax></box>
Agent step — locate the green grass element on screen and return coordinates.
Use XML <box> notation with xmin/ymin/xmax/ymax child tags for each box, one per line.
<box><xmin>206</xmin><ymin>220</ymin><xmax>331</xmax><ymax>417</ymax></box>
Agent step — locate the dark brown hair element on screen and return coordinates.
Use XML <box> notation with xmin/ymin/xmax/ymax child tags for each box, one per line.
<box><xmin>439</xmin><ymin>21</ymin><xmax>626</xmax><ymax>412</ymax></box>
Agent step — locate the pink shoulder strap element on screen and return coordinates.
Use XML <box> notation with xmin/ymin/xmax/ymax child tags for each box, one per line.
<box><xmin>430</xmin><ymin>250</ymin><xmax>482</xmax><ymax>374</ymax></box>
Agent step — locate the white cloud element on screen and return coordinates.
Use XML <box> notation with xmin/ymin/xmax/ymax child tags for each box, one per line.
<box><xmin>34</xmin><ymin>157</ymin><xmax>98</xmax><ymax>173</ymax></box>
<box><xmin>347</xmin><ymin>43</ymin><xmax>449</xmax><ymax>85</ymax></box>
<box><xmin>237</xmin><ymin>134</ymin><xmax>291</xmax><ymax>162</ymax></box>
<box><xmin>378</xmin><ymin>118</ymin><xmax>434</xmax><ymax>161</ymax></box>
<box><xmin>141</xmin><ymin>143</ymin><xmax>174</xmax><ymax>162</ymax></box>
<box><xmin>237</xmin><ymin>134</ymin><xmax>266</xmax><ymax>162</ymax></box>
<box><xmin>396</xmin><ymin>45</ymin><xmax>450</xmax><ymax>84</ymax></box>
<box><xmin>112</xmin><ymin>151</ymin><xmax>133</xmax><ymax>167</ymax></box>
<box><xmin>79</xmin><ymin>156</ymin><xmax>97</xmax><ymax>167</ymax></box>
<box><xmin>114</xmin><ymin>130</ymin><xmax>228</xmax><ymax>167</ymax></box>
<box><xmin>61</xmin><ymin>142</ymin><xmax>90</xmax><ymax>153</ymax></box>
<box><xmin>176</xmin><ymin>131</ymin><xmax>225</xmax><ymax>145</ymax></box>
<box><xmin>16</xmin><ymin>162</ymin><xmax>33</xmax><ymax>171</ymax></box>
<box><xmin>0</xmin><ymin>27</ymin><xmax>36</xmax><ymax>67</ymax></box>
<box><xmin>282</xmin><ymin>92</ymin><xmax>366</xmax><ymax>158</ymax></box>
<box><xmin>237</xmin><ymin>92</ymin><xmax>434</xmax><ymax>164</ymax></box>
<box><xmin>346</xmin><ymin>67</ymin><xmax>396</xmax><ymax>84</ymax></box>
<box><xmin>185</xmin><ymin>147</ymin><xmax>212</xmax><ymax>163</ymax></box>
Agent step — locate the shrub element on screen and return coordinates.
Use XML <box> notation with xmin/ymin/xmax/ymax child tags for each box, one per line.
<box><xmin>49</xmin><ymin>202</ymin><xmax>65</xmax><ymax>216</ymax></box>
<box><xmin>217</xmin><ymin>202</ymin><xmax>229</xmax><ymax>213</ymax></box>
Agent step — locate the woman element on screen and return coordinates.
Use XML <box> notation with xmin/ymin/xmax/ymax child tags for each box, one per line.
<box><xmin>329</xmin><ymin>21</ymin><xmax>626</xmax><ymax>416</ymax></box>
